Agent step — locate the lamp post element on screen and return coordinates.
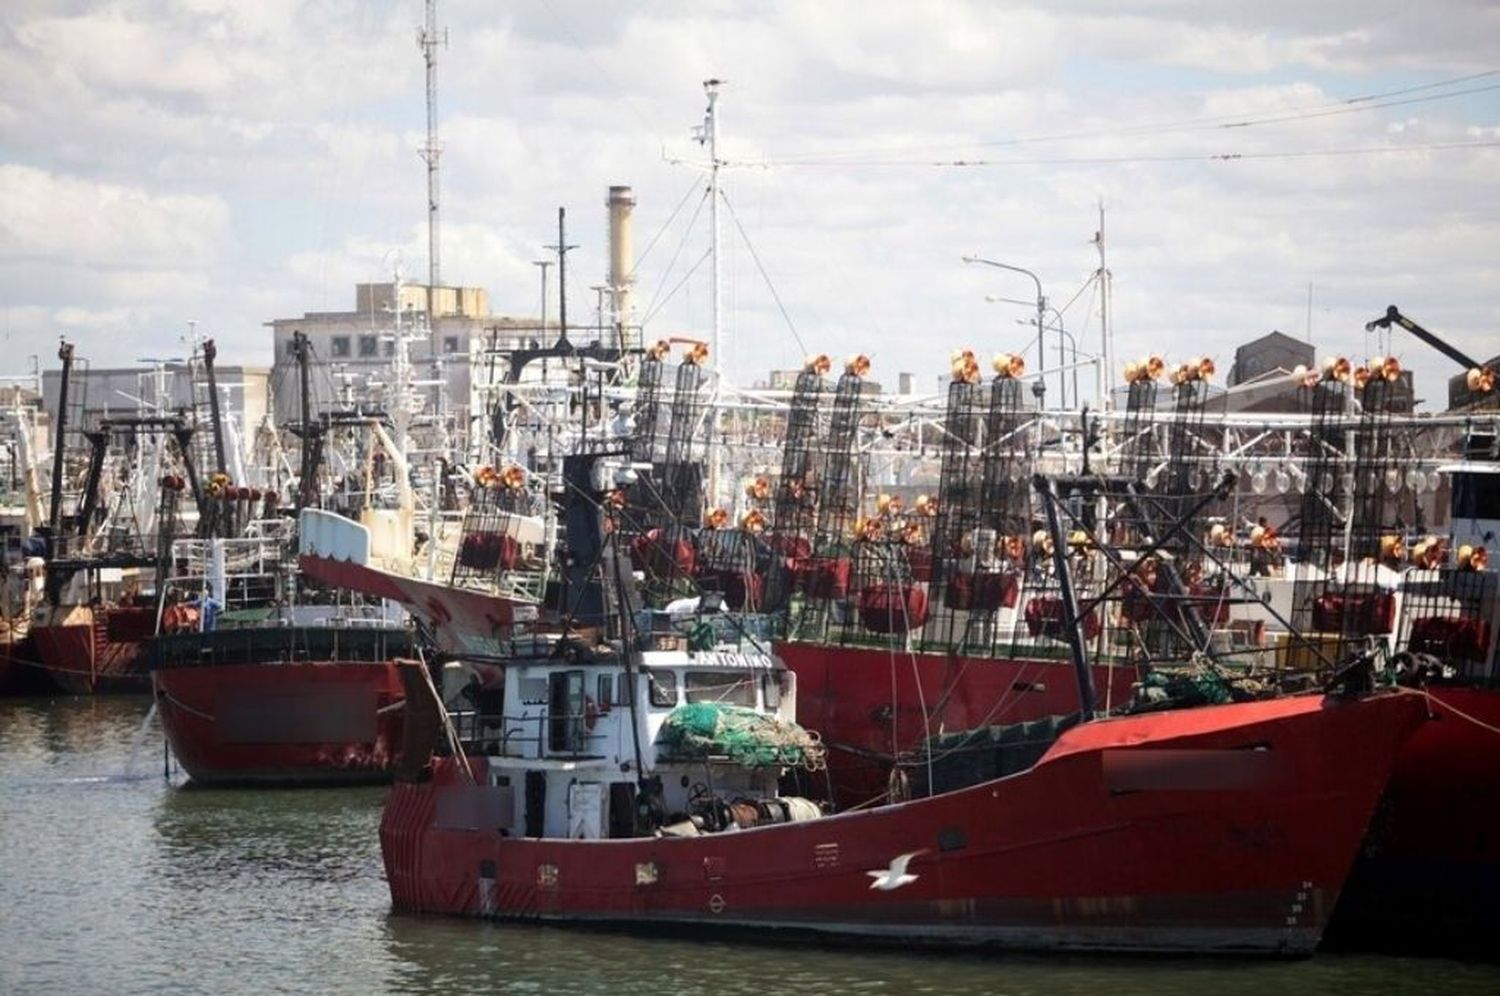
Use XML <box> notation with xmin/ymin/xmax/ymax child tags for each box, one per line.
<box><xmin>990</xmin><ymin>302</ymin><xmax>1093</xmax><ymax>412</ymax></box>
<box><xmin>964</xmin><ymin>256</ymin><xmax>1047</xmax><ymax>407</ymax></box>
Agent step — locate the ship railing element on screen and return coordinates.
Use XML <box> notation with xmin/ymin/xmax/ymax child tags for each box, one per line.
<box><xmin>162</xmin><ymin>535</ymin><xmax>289</xmax><ymax>608</ymax></box>
<box><xmin>152</xmin><ymin>624</ymin><xmax>413</xmax><ymax>668</ymax></box>
<box><xmin>446</xmin><ymin>708</ymin><xmax>607</xmax><ymax>760</ymax></box>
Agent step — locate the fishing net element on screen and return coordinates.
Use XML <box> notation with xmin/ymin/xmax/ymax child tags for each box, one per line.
<box><xmin>656</xmin><ymin>702</ymin><xmax>826</xmax><ymax>770</ymax></box>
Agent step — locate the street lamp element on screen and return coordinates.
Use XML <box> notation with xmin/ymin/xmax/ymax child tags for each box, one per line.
<box><xmin>1024</xmin><ymin>317</ymin><xmax>1086</xmax><ymax>412</ymax></box>
<box><xmin>964</xmin><ymin>256</ymin><xmax>1047</xmax><ymax>407</ymax></box>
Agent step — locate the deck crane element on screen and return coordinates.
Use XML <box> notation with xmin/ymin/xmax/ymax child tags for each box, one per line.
<box><xmin>1365</xmin><ymin>306</ymin><xmax>1495</xmax><ymax>386</ymax></box>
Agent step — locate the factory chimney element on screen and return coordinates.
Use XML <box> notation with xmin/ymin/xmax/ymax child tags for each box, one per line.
<box><xmin>607</xmin><ymin>185</ymin><xmax>636</xmax><ymax>349</ymax></box>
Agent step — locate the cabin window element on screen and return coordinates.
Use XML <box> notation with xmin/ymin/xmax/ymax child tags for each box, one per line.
<box><xmin>548</xmin><ymin>669</ymin><xmax>587</xmax><ymax>754</ymax></box>
<box><xmin>595</xmin><ymin>673</ymin><xmax>613</xmax><ymax>713</ymax></box>
<box><xmin>616</xmin><ymin>670</ymin><xmax>633</xmax><ymax>706</ymax></box>
<box><xmin>685</xmin><ymin>671</ymin><xmax>756</xmax><ymax>707</ymax></box>
<box><xmin>444</xmin><ymin>335</ymin><xmax>461</xmax><ymax>354</ymax></box>
<box><xmin>358</xmin><ymin>334</ymin><xmax>378</xmax><ymax>357</ymax></box>
<box><xmin>762</xmin><ymin>671</ymin><xmax>782</xmax><ymax>710</ymax></box>
<box><xmin>330</xmin><ymin>335</ymin><xmax>351</xmax><ymax>358</ymax></box>
<box><xmin>1452</xmin><ymin>473</ymin><xmax>1500</xmax><ymax>520</ymax></box>
<box><xmin>648</xmin><ymin>670</ymin><xmax>678</xmax><ymax>708</ymax></box>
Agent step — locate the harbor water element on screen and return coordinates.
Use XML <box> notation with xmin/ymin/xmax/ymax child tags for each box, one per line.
<box><xmin>3</xmin><ymin>695</ymin><xmax>1498</xmax><ymax>996</ymax></box>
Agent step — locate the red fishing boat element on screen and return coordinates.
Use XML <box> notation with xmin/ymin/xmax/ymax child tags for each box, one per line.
<box><xmin>759</xmin><ymin>340</ymin><xmax>1500</xmax><ymax>955</ymax></box>
<box><xmin>152</xmin><ymin>625</ymin><xmax>412</xmax><ymax>786</ymax></box>
<box><xmin>149</xmin><ymin>531</ymin><xmax>417</xmax><ymax>786</ymax></box>
<box><xmin>382</xmin><ymin>644</ymin><xmax>1425</xmax><ymax>955</ymax></box>
<box><xmin>30</xmin><ymin>597</ymin><xmax>156</xmax><ymax>694</ymax></box>
<box><xmin>378</xmin><ymin>448</ymin><xmax>1430</xmax><ymax>956</ymax></box>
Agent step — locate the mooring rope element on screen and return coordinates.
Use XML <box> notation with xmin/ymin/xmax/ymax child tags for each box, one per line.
<box><xmin>1398</xmin><ymin>685</ymin><xmax>1500</xmax><ymax>737</ymax></box>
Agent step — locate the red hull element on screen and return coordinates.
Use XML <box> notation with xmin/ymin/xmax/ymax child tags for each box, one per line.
<box><xmin>776</xmin><ymin>641</ymin><xmax>1139</xmax><ymax>801</ymax></box>
<box><xmin>381</xmin><ymin>693</ymin><xmax>1425</xmax><ymax>955</ymax></box>
<box><xmin>1325</xmin><ymin>684</ymin><xmax>1500</xmax><ymax>952</ymax></box>
<box><xmin>30</xmin><ymin>605</ymin><xmax>154</xmax><ymax>694</ymax></box>
<box><xmin>154</xmin><ymin>661</ymin><xmax>406</xmax><ymax>785</ymax></box>
<box><xmin>1</xmin><ymin>626</ymin><xmax>32</xmax><ymax>693</ymax></box>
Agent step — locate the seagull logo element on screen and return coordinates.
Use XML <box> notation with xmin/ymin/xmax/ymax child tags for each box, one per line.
<box><xmin>866</xmin><ymin>850</ymin><xmax>925</xmax><ymax>891</ymax></box>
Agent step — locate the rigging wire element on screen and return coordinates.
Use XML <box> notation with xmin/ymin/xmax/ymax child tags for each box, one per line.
<box><xmin>638</xmin><ymin>187</ymin><xmax>710</xmax><ymax>324</ymax></box>
<box><xmin>633</xmin><ymin>175</ymin><xmax>705</xmax><ymax>272</ymax></box>
<box><xmin>719</xmin><ymin>189</ymin><xmax>809</xmax><ymax>356</ymax></box>
<box><xmin>642</xmin><ymin>249</ymin><xmax>712</xmax><ymax>326</ymax></box>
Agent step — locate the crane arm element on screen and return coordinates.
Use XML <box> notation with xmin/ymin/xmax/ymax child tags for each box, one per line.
<box><xmin>1365</xmin><ymin>305</ymin><xmax>1486</xmax><ymax>372</ymax></box>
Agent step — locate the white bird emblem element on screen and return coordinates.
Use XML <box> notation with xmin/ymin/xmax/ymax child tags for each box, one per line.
<box><xmin>866</xmin><ymin>850</ymin><xmax>925</xmax><ymax>891</ymax></box>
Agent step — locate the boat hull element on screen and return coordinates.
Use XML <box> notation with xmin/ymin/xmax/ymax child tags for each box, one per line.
<box><xmin>0</xmin><ymin>619</ymin><xmax>39</xmax><ymax>694</ymax></box>
<box><xmin>1324</xmin><ymin>684</ymin><xmax>1500</xmax><ymax>954</ymax></box>
<box><xmin>30</xmin><ymin>604</ymin><xmax>153</xmax><ymax>694</ymax></box>
<box><xmin>382</xmin><ymin>692</ymin><xmax>1425</xmax><ymax>955</ymax></box>
<box><xmin>154</xmin><ymin>659</ymin><xmax>406</xmax><ymax>786</ymax></box>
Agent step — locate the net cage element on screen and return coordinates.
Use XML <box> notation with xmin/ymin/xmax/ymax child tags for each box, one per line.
<box><xmin>790</xmin><ymin>366</ymin><xmax>871</xmax><ymax>640</ymax></box>
<box><xmin>1290</xmin><ymin>375</ymin><xmax>1352</xmax><ymax>661</ymax></box>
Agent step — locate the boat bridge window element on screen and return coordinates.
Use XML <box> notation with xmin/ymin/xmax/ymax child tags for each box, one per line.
<box><xmin>648</xmin><ymin>670</ymin><xmax>678</xmax><ymax>708</ymax></box>
<box><xmin>685</xmin><ymin>671</ymin><xmax>757</xmax><ymax>707</ymax></box>
<box><xmin>330</xmin><ymin>335</ymin><xmax>351</xmax><ymax>358</ymax></box>
<box><xmin>358</xmin><ymin>334</ymin><xmax>378</xmax><ymax>357</ymax></box>
<box><xmin>595</xmin><ymin>673</ymin><xmax>613</xmax><ymax>713</ymax></box>
<box><xmin>1452</xmin><ymin>473</ymin><xmax>1500</xmax><ymax>520</ymax></box>
<box><xmin>548</xmin><ymin>669</ymin><xmax>587</xmax><ymax>754</ymax></box>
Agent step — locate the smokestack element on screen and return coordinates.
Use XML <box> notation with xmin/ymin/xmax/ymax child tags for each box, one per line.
<box><xmin>607</xmin><ymin>185</ymin><xmax>636</xmax><ymax>345</ymax></box>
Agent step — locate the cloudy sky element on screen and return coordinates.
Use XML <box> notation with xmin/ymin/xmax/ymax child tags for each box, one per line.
<box><xmin>1</xmin><ymin>0</ymin><xmax>1496</xmax><ymax>407</ymax></box>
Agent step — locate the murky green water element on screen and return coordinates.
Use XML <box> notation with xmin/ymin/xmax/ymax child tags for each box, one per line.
<box><xmin>2</xmin><ymin>696</ymin><xmax>1497</xmax><ymax>995</ymax></box>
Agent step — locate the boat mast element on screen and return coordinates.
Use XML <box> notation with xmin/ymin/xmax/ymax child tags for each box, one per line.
<box><xmin>1093</xmin><ymin>200</ymin><xmax>1114</xmax><ymax>408</ymax></box>
<box><xmin>47</xmin><ymin>339</ymin><xmax>73</xmax><ymax>548</ymax></box>
<box><xmin>697</xmin><ymin>79</ymin><xmax>724</xmax><ymax>504</ymax></box>
<box><xmin>202</xmin><ymin>338</ymin><xmax>228</xmax><ymax>475</ymax></box>
<box><xmin>1035</xmin><ymin>475</ymin><xmax>1097</xmax><ymax>721</ymax></box>
<box><xmin>418</xmin><ymin>0</ymin><xmax>446</xmax><ymax>348</ymax></box>
<box><xmin>548</xmin><ymin>208</ymin><xmax>577</xmax><ymax>348</ymax></box>
<box><xmin>292</xmin><ymin>330</ymin><xmax>320</xmax><ymax>514</ymax></box>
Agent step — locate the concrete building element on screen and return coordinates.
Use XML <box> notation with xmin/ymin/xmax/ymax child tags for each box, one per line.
<box><xmin>265</xmin><ymin>282</ymin><xmax>549</xmax><ymax>454</ymax></box>
<box><xmin>41</xmin><ymin>361</ymin><xmax>270</xmax><ymax>474</ymax></box>
<box><xmin>1226</xmin><ymin>331</ymin><xmax>1315</xmax><ymax>388</ymax></box>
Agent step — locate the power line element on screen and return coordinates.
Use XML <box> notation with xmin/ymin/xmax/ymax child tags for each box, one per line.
<box><xmin>536</xmin><ymin>0</ymin><xmax>667</xmax><ymax>147</ymax></box>
<box><xmin>742</xmin><ymin>139</ymin><xmax>1500</xmax><ymax>170</ymax></box>
<box><xmin>759</xmin><ymin>72</ymin><xmax>1500</xmax><ymax>165</ymax></box>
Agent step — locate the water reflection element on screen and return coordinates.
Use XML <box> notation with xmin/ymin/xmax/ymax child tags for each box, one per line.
<box><xmin>2</xmin><ymin>697</ymin><xmax>1499</xmax><ymax>996</ymax></box>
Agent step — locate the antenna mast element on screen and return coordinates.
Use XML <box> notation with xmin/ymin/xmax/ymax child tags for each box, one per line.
<box><xmin>695</xmin><ymin>80</ymin><xmax>725</xmax><ymax>505</ymax></box>
<box><xmin>418</xmin><ymin>0</ymin><xmax>447</xmax><ymax>347</ymax></box>
<box><xmin>1093</xmin><ymin>199</ymin><xmax>1114</xmax><ymax>407</ymax></box>
<box><xmin>547</xmin><ymin>208</ymin><xmax>578</xmax><ymax>348</ymax></box>
<box><xmin>698</xmin><ymin>80</ymin><xmax>724</xmax><ymax>379</ymax></box>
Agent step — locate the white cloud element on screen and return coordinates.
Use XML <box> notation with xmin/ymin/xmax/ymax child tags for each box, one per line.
<box><xmin>0</xmin><ymin>0</ymin><xmax>1494</xmax><ymax>402</ymax></box>
<box><xmin>0</xmin><ymin>165</ymin><xmax>230</xmax><ymax>268</ymax></box>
